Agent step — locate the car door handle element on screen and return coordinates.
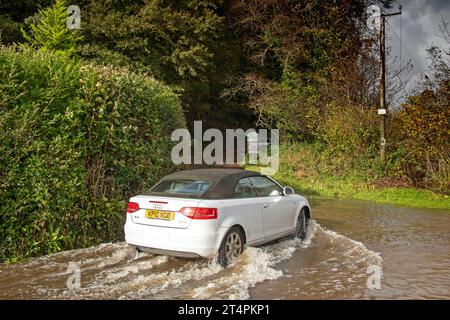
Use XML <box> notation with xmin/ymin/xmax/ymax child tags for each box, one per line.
<box><xmin>263</xmin><ymin>204</ymin><xmax>269</xmax><ymax>208</ymax></box>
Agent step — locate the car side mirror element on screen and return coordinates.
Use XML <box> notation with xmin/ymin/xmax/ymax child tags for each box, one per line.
<box><xmin>283</xmin><ymin>186</ymin><xmax>294</xmax><ymax>196</ymax></box>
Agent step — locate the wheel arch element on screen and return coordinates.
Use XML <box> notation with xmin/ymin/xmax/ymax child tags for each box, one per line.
<box><xmin>227</xmin><ymin>224</ymin><xmax>247</xmax><ymax>245</ymax></box>
<box><xmin>294</xmin><ymin>204</ymin><xmax>311</xmax><ymax>227</ymax></box>
<box><xmin>302</xmin><ymin>205</ymin><xmax>311</xmax><ymax>221</ymax></box>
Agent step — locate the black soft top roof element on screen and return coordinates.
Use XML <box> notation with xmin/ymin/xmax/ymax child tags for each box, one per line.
<box><xmin>146</xmin><ymin>168</ymin><xmax>264</xmax><ymax>199</ymax></box>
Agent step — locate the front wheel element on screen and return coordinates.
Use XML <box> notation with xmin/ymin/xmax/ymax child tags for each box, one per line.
<box><xmin>293</xmin><ymin>208</ymin><xmax>307</xmax><ymax>240</ymax></box>
<box><xmin>217</xmin><ymin>227</ymin><xmax>244</xmax><ymax>268</ymax></box>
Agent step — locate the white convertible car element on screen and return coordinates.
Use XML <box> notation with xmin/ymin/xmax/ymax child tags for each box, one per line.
<box><xmin>124</xmin><ymin>168</ymin><xmax>311</xmax><ymax>267</ymax></box>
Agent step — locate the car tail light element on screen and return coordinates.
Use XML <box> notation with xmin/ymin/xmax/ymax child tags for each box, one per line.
<box><xmin>179</xmin><ymin>207</ymin><xmax>218</xmax><ymax>220</ymax></box>
<box><xmin>127</xmin><ymin>202</ymin><xmax>140</xmax><ymax>213</ymax></box>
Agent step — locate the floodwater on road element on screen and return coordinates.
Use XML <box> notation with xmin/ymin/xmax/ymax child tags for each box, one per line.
<box><xmin>0</xmin><ymin>199</ymin><xmax>449</xmax><ymax>299</ymax></box>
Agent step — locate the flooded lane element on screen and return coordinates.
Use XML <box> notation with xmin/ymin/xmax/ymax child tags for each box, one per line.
<box><xmin>0</xmin><ymin>225</ymin><xmax>318</xmax><ymax>300</ymax></box>
<box><xmin>250</xmin><ymin>199</ymin><xmax>450</xmax><ymax>299</ymax></box>
<box><xmin>0</xmin><ymin>199</ymin><xmax>449</xmax><ymax>299</ymax></box>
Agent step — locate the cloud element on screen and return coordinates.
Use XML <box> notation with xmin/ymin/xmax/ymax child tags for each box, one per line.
<box><xmin>383</xmin><ymin>0</ymin><xmax>449</xmax><ymax>94</ymax></box>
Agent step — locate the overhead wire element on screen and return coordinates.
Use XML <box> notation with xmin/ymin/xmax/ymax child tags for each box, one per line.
<box><xmin>385</xmin><ymin>18</ymin><xmax>429</xmax><ymax>79</ymax></box>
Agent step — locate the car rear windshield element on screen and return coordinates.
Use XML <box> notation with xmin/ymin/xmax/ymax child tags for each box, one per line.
<box><xmin>149</xmin><ymin>180</ymin><xmax>211</xmax><ymax>196</ymax></box>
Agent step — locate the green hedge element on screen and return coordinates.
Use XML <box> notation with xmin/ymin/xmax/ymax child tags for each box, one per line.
<box><xmin>0</xmin><ymin>45</ymin><xmax>185</xmax><ymax>263</ymax></box>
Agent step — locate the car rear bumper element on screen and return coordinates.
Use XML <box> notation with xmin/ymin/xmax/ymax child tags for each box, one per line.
<box><xmin>124</xmin><ymin>220</ymin><xmax>220</xmax><ymax>258</ymax></box>
<box><xmin>134</xmin><ymin>246</ymin><xmax>202</xmax><ymax>258</ymax></box>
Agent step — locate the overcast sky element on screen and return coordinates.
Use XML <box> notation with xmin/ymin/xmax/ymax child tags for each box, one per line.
<box><xmin>381</xmin><ymin>0</ymin><xmax>449</xmax><ymax>98</ymax></box>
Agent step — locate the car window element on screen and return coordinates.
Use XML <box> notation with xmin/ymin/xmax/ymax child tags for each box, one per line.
<box><xmin>249</xmin><ymin>176</ymin><xmax>282</xmax><ymax>197</ymax></box>
<box><xmin>234</xmin><ymin>178</ymin><xmax>258</xmax><ymax>198</ymax></box>
<box><xmin>150</xmin><ymin>180</ymin><xmax>210</xmax><ymax>196</ymax></box>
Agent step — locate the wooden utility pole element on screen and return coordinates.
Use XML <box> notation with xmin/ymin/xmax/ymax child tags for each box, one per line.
<box><xmin>379</xmin><ymin>14</ymin><xmax>386</xmax><ymax>166</ymax></box>
<box><xmin>378</xmin><ymin>9</ymin><xmax>401</xmax><ymax>168</ymax></box>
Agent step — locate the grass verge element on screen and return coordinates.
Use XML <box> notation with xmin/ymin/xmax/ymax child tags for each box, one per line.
<box><xmin>274</xmin><ymin>173</ymin><xmax>450</xmax><ymax>210</ymax></box>
<box><xmin>249</xmin><ymin>142</ymin><xmax>450</xmax><ymax>210</ymax></box>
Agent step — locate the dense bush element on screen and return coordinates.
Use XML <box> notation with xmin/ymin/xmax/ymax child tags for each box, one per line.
<box><xmin>318</xmin><ymin>103</ymin><xmax>379</xmax><ymax>157</ymax></box>
<box><xmin>389</xmin><ymin>83</ymin><xmax>450</xmax><ymax>192</ymax></box>
<box><xmin>0</xmin><ymin>46</ymin><xmax>185</xmax><ymax>262</ymax></box>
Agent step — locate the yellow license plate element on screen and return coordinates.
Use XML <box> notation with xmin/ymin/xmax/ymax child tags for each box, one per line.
<box><xmin>145</xmin><ymin>209</ymin><xmax>175</xmax><ymax>221</ymax></box>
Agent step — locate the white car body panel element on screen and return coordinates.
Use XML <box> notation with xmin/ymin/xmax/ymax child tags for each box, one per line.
<box><xmin>129</xmin><ymin>196</ymin><xmax>203</xmax><ymax>229</ymax></box>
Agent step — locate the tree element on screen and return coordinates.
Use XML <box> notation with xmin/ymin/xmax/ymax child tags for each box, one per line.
<box><xmin>426</xmin><ymin>18</ymin><xmax>450</xmax><ymax>87</ymax></box>
<box><xmin>79</xmin><ymin>0</ymin><xmax>225</xmax><ymax>124</ymax></box>
<box><xmin>21</xmin><ymin>0</ymin><xmax>82</xmax><ymax>54</ymax></box>
<box><xmin>389</xmin><ymin>18</ymin><xmax>450</xmax><ymax>191</ymax></box>
<box><xmin>223</xmin><ymin>0</ymin><xmax>369</xmax><ymax>139</ymax></box>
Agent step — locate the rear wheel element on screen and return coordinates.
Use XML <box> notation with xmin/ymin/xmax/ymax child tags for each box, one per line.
<box><xmin>217</xmin><ymin>227</ymin><xmax>244</xmax><ymax>268</ymax></box>
<box><xmin>293</xmin><ymin>208</ymin><xmax>307</xmax><ymax>240</ymax></box>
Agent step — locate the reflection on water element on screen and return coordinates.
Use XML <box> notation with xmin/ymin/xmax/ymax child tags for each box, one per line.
<box><xmin>0</xmin><ymin>199</ymin><xmax>449</xmax><ymax>299</ymax></box>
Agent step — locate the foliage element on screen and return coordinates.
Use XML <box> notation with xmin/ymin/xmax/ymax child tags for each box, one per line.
<box><xmin>390</xmin><ymin>82</ymin><xmax>450</xmax><ymax>192</ymax></box>
<box><xmin>82</xmin><ymin>0</ymin><xmax>222</xmax><ymax>80</ymax></box>
<box><xmin>0</xmin><ymin>1</ymin><xmax>53</xmax><ymax>45</ymax></box>
<box><xmin>271</xmin><ymin>143</ymin><xmax>450</xmax><ymax>210</ymax></box>
<box><xmin>21</xmin><ymin>0</ymin><xmax>82</xmax><ymax>54</ymax></box>
<box><xmin>229</xmin><ymin>68</ymin><xmax>323</xmax><ymax>140</ymax></box>
<box><xmin>0</xmin><ymin>1</ymin><xmax>448</xmax><ymax>266</ymax></box>
<box><xmin>1</xmin><ymin>0</ymin><xmax>253</xmax><ymax>128</ymax></box>
<box><xmin>223</xmin><ymin>0</ymin><xmax>376</xmax><ymax>142</ymax></box>
<box><xmin>0</xmin><ymin>15</ymin><xmax>25</xmax><ymax>45</ymax></box>
<box><xmin>0</xmin><ymin>46</ymin><xmax>185</xmax><ymax>262</ymax></box>
<box><xmin>79</xmin><ymin>0</ymin><xmax>228</xmax><ymax>125</ymax></box>
<box><xmin>318</xmin><ymin>103</ymin><xmax>379</xmax><ymax>156</ymax></box>
<box><xmin>425</xmin><ymin>19</ymin><xmax>450</xmax><ymax>87</ymax></box>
